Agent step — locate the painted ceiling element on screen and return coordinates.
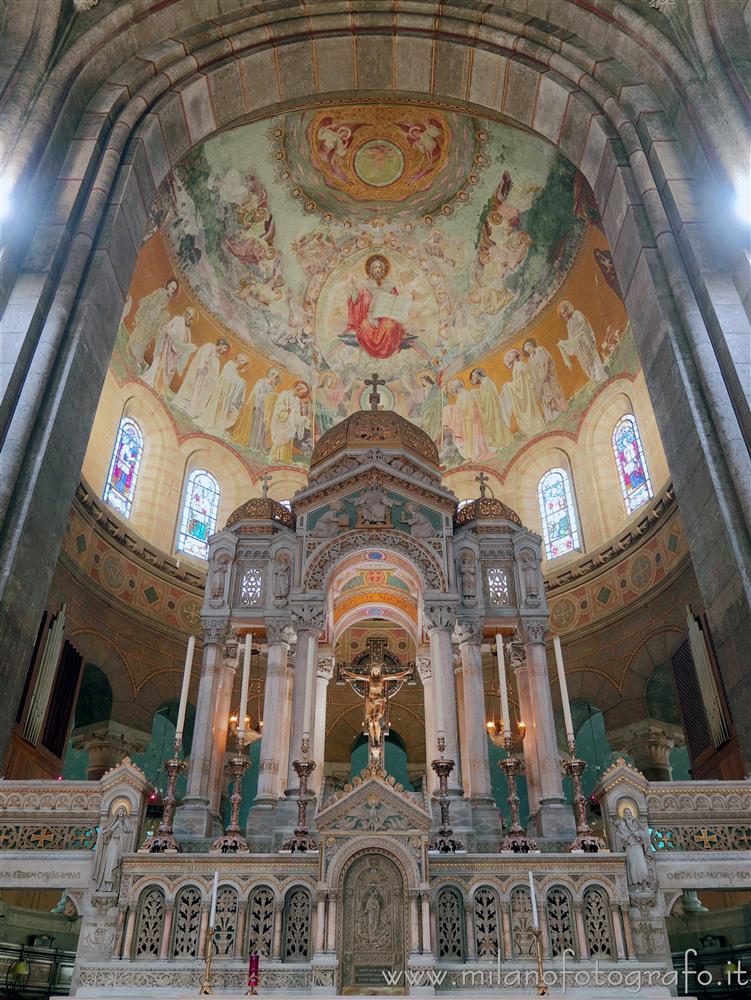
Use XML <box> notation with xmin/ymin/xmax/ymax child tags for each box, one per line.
<box><xmin>112</xmin><ymin>101</ymin><xmax>633</xmax><ymax>477</ymax></box>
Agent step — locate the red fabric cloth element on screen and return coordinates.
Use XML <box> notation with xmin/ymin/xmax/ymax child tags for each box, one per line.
<box><xmin>347</xmin><ymin>286</ymin><xmax>405</xmax><ymax>359</ymax></box>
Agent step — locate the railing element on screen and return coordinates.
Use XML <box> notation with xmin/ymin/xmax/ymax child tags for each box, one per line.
<box><xmin>0</xmin><ymin>780</ymin><xmax>102</xmax><ymax>851</ymax></box>
<box><xmin>646</xmin><ymin>780</ymin><xmax>751</xmax><ymax>853</ymax></box>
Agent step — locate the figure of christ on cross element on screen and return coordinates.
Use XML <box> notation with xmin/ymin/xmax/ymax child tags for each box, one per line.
<box><xmin>260</xmin><ymin>472</ymin><xmax>272</xmax><ymax>498</ymax></box>
<box><xmin>339</xmin><ymin>646</ymin><xmax>414</xmax><ymax>763</ymax></box>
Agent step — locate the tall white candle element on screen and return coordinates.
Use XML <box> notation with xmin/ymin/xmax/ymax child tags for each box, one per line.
<box><xmin>238</xmin><ymin>637</ymin><xmax>252</xmax><ymax>737</ymax></box>
<box><xmin>209</xmin><ymin>870</ymin><xmax>219</xmax><ymax>927</ymax></box>
<box><xmin>496</xmin><ymin>634</ymin><xmax>511</xmax><ymax>738</ymax></box>
<box><xmin>528</xmin><ymin>870</ymin><xmax>539</xmax><ymax>929</ymax></box>
<box><xmin>553</xmin><ymin>635</ymin><xmax>575</xmax><ymax>743</ymax></box>
<box><xmin>175</xmin><ymin>635</ymin><xmax>195</xmax><ymax>744</ymax></box>
<box><xmin>302</xmin><ymin>635</ymin><xmax>315</xmax><ymax>742</ymax></box>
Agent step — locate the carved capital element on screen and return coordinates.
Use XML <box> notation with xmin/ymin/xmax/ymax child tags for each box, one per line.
<box><xmin>454</xmin><ymin>620</ymin><xmax>484</xmax><ymax>645</ymax></box>
<box><xmin>423</xmin><ymin>603</ymin><xmax>457</xmax><ymax>632</ymax></box>
<box><xmin>266</xmin><ymin>620</ymin><xmax>295</xmax><ymax>645</ymax></box>
<box><xmin>317</xmin><ymin>655</ymin><xmax>335</xmax><ymax>681</ymax></box>
<box><xmin>517</xmin><ymin>618</ymin><xmax>548</xmax><ymax>645</ymax></box>
<box><xmin>416</xmin><ymin>655</ymin><xmax>432</xmax><ymax>683</ymax></box>
<box><xmin>201</xmin><ymin>616</ymin><xmax>229</xmax><ymax>645</ymax></box>
<box><xmin>291</xmin><ymin>603</ymin><xmax>325</xmax><ymax>634</ymax></box>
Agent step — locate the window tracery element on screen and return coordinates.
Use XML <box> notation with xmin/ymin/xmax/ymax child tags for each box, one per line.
<box><xmin>473</xmin><ymin>887</ymin><xmax>501</xmax><ymax>960</ymax></box>
<box><xmin>537</xmin><ymin>467</ymin><xmax>580</xmax><ymax>559</ymax></box>
<box><xmin>103</xmin><ymin>417</ymin><xmax>143</xmax><ymax>518</ymax></box>
<box><xmin>134</xmin><ymin>886</ymin><xmax>165</xmax><ymax>960</ymax></box>
<box><xmin>612</xmin><ymin>414</ymin><xmax>653</xmax><ymax>514</ymax></box>
<box><xmin>177</xmin><ymin>469</ymin><xmax>220</xmax><ymax>559</ymax></box>
<box><xmin>437</xmin><ymin>887</ymin><xmax>465</xmax><ymax>961</ymax></box>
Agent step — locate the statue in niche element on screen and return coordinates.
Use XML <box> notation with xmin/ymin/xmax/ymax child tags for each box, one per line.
<box><xmin>459</xmin><ymin>551</ymin><xmax>477</xmax><ymax>605</ymax></box>
<box><xmin>312</xmin><ymin>500</ymin><xmax>351</xmax><ymax>538</ymax></box>
<box><xmin>614</xmin><ymin>807</ymin><xmax>655</xmax><ymax>892</ymax></box>
<box><xmin>520</xmin><ymin>549</ymin><xmax>540</xmax><ymax>602</ymax></box>
<box><xmin>93</xmin><ymin>805</ymin><xmax>132</xmax><ymax>893</ymax></box>
<box><xmin>398</xmin><ymin>502</ymin><xmax>435</xmax><ymax>539</ymax></box>
<box><xmin>209</xmin><ymin>554</ymin><xmax>229</xmax><ymax>600</ymax></box>
<box><xmin>273</xmin><ymin>556</ymin><xmax>291</xmax><ymax>603</ymax></box>
<box><xmin>353</xmin><ymin>482</ymin><xmax>394</xmax><ymax>526</ymax></box>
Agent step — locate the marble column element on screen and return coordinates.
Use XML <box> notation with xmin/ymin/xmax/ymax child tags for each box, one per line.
<box><xmin>208</xmin><ymin>638</ymin><xmax>240</xmax><ymax>820</ymax></box>
<box><xmin>272</xmin><ymin>901</ymin><xmax>284</xmax><ymax>959</ymax></box>
<box><xmin>311</xmin><ymin>655</ymin><xmax>334</xmax><ymax>797</ymax></box>
<box><xmin>416</xmin><ymin>655</ymin><xmax>438</xmax><ymax>797</ymax></box>
<box><xmin>70</xmin><ymin>721</ymin><xmax>150</xmax><ymax>779</ymax></box>
<box><xmin>176</xmin><ymin>616</ymin><xmax>228</xmax><ymax>837</ymax></box>
<box><xmin>509</xmin><ymin>642</ymin><xmax>541</xmax><ymax>822</ymax></box>
<box><xmin>286</xmin><ymin>605</ymin><xmax>324</xmax><ymax>795</ymax></box>
<box><xmin>519</xmin><ymin>618</ymin><xmax>574</xmax><ymax>840</ymax></box>
<box><xmin>609</xmin><ymin>719</ymin><xmax>686</xmax><ymax>781</ymax></box>
<box><xmin>256</xmin><ymin>623</ymin><xmax>294</xmax><ymax>803</ymax></box>
<box><xmin>278</xmin><ymin>661</ymin><xmax>294</xmax><ymax>796</ymax></box>
<box><xmin>159</xmin><ymin>900</ymin><xmax>174</xmax><ymax>959</ymax></box>
<box><xmin>424</xmin><ymin>604</ymin><xmax>462</xmax><ymax>794</ymax></box>
<box><xmin>455</xmin><ymin>621</ymin><xmax>493</xmax><ymax>801</ymax></box>
<box><xmin>122</xmin><ymin>908</ymin><xmax>137</xmax><ymax>959</ymax></box>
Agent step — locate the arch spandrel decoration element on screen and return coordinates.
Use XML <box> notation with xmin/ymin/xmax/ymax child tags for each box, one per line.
<box><xmin>303</xmin><ymin>529</ymin><xmax>446</xmax><ymax>593</ymax></box>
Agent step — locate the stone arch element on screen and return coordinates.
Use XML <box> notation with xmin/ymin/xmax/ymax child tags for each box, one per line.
<box><xmin>1</xmin><ymin>1</ymin><xmax>750</xmax><ymax>770</ymax></box>
<box><xmin>304</xmin><ymin>530</ymin><xmax>446</xmax><ymax>594</ymax></box>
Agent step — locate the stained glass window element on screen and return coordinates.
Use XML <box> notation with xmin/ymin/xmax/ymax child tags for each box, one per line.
<box><xmin>103</xmin><ymin>417</ymin><xmax>143</xmax><ymax>518</ymax></box>
<box><xmin>612</xmin><ymin>414</ymin><xmax>653</xmax><ymax>514</ymax></box>
<box><xmin>177</xmin><ymin>469</ymin><xmax>220</xmax><ymax>559</ymax></box>
<box><xmin>537</xmin><ymin>467</ymin><xmax>580</xmax><ymax>560</ymax></box>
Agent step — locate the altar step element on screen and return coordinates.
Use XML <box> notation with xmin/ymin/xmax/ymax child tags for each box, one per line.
<box><xmin>57</xmin><ymin>990</ymin><xmax>685</xmax><ymax>999</ymax></box>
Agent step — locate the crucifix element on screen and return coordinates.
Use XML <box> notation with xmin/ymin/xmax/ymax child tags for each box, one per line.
<box><xmin>339</xmin><ymin>637</ymin><xmax>413</xmax><ymax>765</ymax></box>
<box><xmin>475</xmin><ymin>471</ymin><xmax>490</xmax><ymax>498</ymax></box>
<box><xmin>364</xmin><ymin>372</ymin><xmax>386</xmax><ymax>412</ymax></box>
<box><xmin>260</xmin><ymin>473</ymin><xmax>272</xmax><ymax>498</ymax></box>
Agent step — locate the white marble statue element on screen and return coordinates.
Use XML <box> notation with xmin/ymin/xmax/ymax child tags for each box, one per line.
<box><xmin>614</xmin><ymin>807</ymin><xmax>655</xmax><ymax>892</ymax></box>
<box><xmin>93</xmin><ymin>806</ymin><xmax>132</xmax><ymax>893</ymax></box>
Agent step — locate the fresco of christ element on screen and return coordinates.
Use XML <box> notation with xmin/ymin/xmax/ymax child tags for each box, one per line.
<box><xmin>340</xmin><ymin>254</ymin><xmax>415</xmax><ymax>360</ymax></box>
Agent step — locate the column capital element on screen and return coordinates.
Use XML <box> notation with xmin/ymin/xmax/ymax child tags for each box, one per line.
<box><xmin>517</xmin><ymin>617</ymin><xmax>548</xmax><ymax>644</ymax></box>
<box><xmin>423</xmin><ymin>603</ymin><xmax>457</xmax><ymax>632</ymax></box>
<box><xmin>455</xmin><ymin>620</ymin><xmax>484</xmax><ymax>645</ymax></box>
<box><xmin>266</xmin><ymin>619</ymin><xmax>295</xmax><ymax>645</ymax></box>
<box><xmin>416</xmin><ymin>655</ymin><xmax>432</xmax><ymax>683</ymax></box>
<box><xmin>317</xmin><ymin>655</ymin><xmax>335</xmax><ymax>681</ymax></box>
<box><xmin>291</xmin><ymin>603</ymin><xmax>325</xmax><ymax>633</ymax></box>
<box><xmin>201</xmin><ymin>615</ymin><xmax>229</xmax><ymax>645</ymax></box>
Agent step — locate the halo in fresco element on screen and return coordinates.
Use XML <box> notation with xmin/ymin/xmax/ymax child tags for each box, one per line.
<box><xmin>113</xmin><ymin>100</ymin><xmax>633</xmax><ymax>474</ymax></box>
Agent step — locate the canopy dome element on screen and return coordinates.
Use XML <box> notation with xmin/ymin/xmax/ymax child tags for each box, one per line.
<box><xmin>310</xmin><ymin>409</ymin><xmax>440</xmax><ymax>471</ymax></box>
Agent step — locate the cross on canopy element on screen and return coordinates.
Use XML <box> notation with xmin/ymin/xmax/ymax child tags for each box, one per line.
<box><xmin>364</xmin><ymin>372</ymin><xmax>386</xmax><ymax>412</ymax></box>
<box><xmin>475</xmin><ymin>471</ymin><xmax>490</xmax><ymax>498</ymax></box>
<box><xmin>260</xmin><ymin>473</ymin><xmax>272</xmax><ymax>498</ymax></box>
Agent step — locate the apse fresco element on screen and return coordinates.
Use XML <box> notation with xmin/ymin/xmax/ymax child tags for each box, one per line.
<box><xmin>111</xmin><ymin>102</ymin><xmax>634</xmax><ymax>474</ymax></box>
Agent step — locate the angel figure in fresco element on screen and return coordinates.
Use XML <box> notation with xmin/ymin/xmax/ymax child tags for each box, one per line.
<box><xmin>127</xmin><ymin>277</ymin><xmax>179</xmax><ymax>368</ymax></box>
<box><xmin>291</xmin><ymin>230</ymin><xmax>337</xmax><ymax>278</ymax></box>
<box><xmin>469</xmin><ymin>367</ymin><xmax>512</xmax><ymax>450</ymax></box>
<box><xmin>413</xmin><ymin>371</ymin><xmax>443</xmax><ymax>443</ymax></box>
<box><xmin>231</xmin><ymin>367</ymin><xmax>281</xmax><ymax>452</ymax></box>
<box><xmin>399</xmin><ymin>117</ymin><xmax>445</xmax><ymax>181</ymax></box>
<box><xmin>443</xmin><ymin>377</ymin><xmax>493</xmax><ymax>463</ymax></box>
<box><xmin>469</xmin><ymin>172</ymin><xmax>532</xmax><ymax>316</ymax></box>
<box><xmin>142</xmin><ymin>307</ymin><xmax>198</xmax><ymax>396</ymax></box>
<box><xmin>500</xmin><ymin>349</ymin><xmax>545</xmax><ymax>437</ymax></box>
<box><xmin>201</xmin><ymin>354</ymin><xmax>250</xmax><ymax>436</ymax></box>
<box><xmin>557</xmin><ymin>300</ymin><xmax>608</xmax><ymax>383</ymax></box>
<box><xmin>270</xmin><ymin>380</ymin><xmax>311</xmax><ymax>463</ymax></box>
<box><xmin>174</xmin><ymin>338</ymin><xmax>230</xmax><ymax>419</ymax></box>
<box><xmin>225</xmin><ymin>172</ymin><xmax>275</xmax><ymax>267</ymax></box>
<box><xmin>522</xmin><ymin>338</ymin><xmax>567</xmax><ymax>423</ymax></box>
<box><xmin>339</xmin><ymin>254</ymin><xmax>415</xmax><ymax>360</ymax></box>
<box><xmin>316</xmin><ymin>117</ymin><xmax>358</xmax><ymax>183</ymax></box>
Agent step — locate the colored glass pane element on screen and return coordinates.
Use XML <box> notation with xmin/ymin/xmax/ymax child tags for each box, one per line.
<box><xmin>177</xmin><ymin>470</ymin><xmax>220</xmax><ymax>559</ymax></box>
<box><xmin>612</xmin><ymin>414</ymin><xmax>653</xmax><ymax>514</ymax></box>
<box><xmin>537</xmin><ymin>467</ymin><xmax>580</xmax><ymax>560</ymax></box>
<box><xmin>103</xmin><ymin>418</ymin><xmax>143</xmax><ymax>518</ymax></box>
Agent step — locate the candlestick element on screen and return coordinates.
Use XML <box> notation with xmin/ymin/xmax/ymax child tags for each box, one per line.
<box><xmin>211</xmin><ymin>731</ymin><xmax>250</xmax><ymax>854</ymax></box>
<box><xmin>199</xmin><ymin>926</ymin><xmax>215</xmax><ymax>995</ymax></box>
<box><xmin>553</xmin><ymin>635</ymin><xmax>574</xmax><ymax>744</ymax></box>
<box><xmin>428</xmin><ymin>756</ymin><xmax>463</xmax><ymax>853</ymax></box>
<box><xmin>301</xmin><ymin>635</ymin><xmax>315</xmax><ymax>744</ymax></box>
<box><xmin>139</xmin><ymin>741</ymin><xmax>185</xmax><ymax>853</ymax></box>
<box><xmin>209</xmin><ymin>870</ymin><xmax>218</xmax><ymax>928</ymax></box>
<box><xmin>531</xmin><ymin>926</ymin><xmax>548</xmax><ymax>996</ymax></box>
<box><xmin>238</xmin><ymin>638</ymin><xmax>251</xmax><ymax>741</ymax></box>
<box><xmin>496</xmin><ymin>634</ymin><xmax>511</xmax><ymax>738</ymax></box>
<box><xmin>175</xmin><ymin>635</ymin><xmax>195</xmax><ymax>742</ymax></box>
<box><xmin>528</xmin><ymin>870</ymin><xmax>539</xmax><ymax>929</ymax></box>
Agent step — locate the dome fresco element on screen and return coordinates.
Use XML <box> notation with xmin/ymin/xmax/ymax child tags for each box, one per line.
<box><xmin>110</xmin><ymin>101</ymin><xmax>633</xmax><ymax>477</ymax></box>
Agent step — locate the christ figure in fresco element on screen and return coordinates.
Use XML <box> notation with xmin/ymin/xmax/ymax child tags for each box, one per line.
<box><xmin>339</xmin><ymin>254</ymin><xmax>415</xmax><ymax>360</ymax></box>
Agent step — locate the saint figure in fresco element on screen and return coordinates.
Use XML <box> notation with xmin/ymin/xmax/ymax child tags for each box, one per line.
<box><xmin>231</xmin><ymin>367</ymin><xmax>281</xmax><ymax>452</ymax></box>
<box><xmin>443</xmin><ymin>377</ymin><xmax>492</xmax><ymax>462</ymax></box>
<box><xmin>522</xmin><ymin>338</ymin><xmax>567</xmax><ymax>423</ymax></box>
<box><xmin>142</xmin><ymin>307</ymin><xmax>198</xmax><ymax>396</ymax></box>
<box><xmin>174</xmin><ymin>338</ymin><xmax>230</xmax><ymax>419</ymax></box>
<box><xmin>469</xmin><ymin>367</ymin><xmax>512</xmax><ymax>449</ymax></box>
<box><xmin>270</xmin><ymin>381</ymin><xmax>311</xmax><ymax>463</ymax></box>
<box><xmin>127</xmin><ymin>277</ymin><xmax>179</xmax><ymax>368</ymax></box>
<box><xmin>413</xmin><ymin>371</ymin><xmax>443</xmax><ymax>443</ymax></box>
<box><xmin>315</xmin><ymin>371</ymin><xmax>346</xmax><ymax>436</ymax></box>
<box><xmin>340</xmin><ymin>255</ymin><xmax>413</xmax><ymax>360</ymax></box>
<box><xmin>556</xmin><ymin>300</ymin><xmax>608</xmax><ymax>383</ymax></box>
<box><xmin>501</xmin><ymin>349</ymin><xmax>545</xmax><ymax>436</ymax></box>
<box><xmin>202</xmin><ymin>354</ymin><xmax>250</xmax><ymax>436</ymax></box>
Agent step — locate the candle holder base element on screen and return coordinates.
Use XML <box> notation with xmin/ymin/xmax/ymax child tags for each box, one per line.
<box><xmin>140</xmin><ymin>750</ymin><xmax>186</xmax><ymax>853</ymax></box>
<box><xmin>141</xmin><ymin>831</ymin><xmax>182</xmax><ymax>854</ymax></box>
<box><xmin>211</xmin><ymin>831</ymin><xmax>250</xmax><ymax>853</ymax></box>
<box><xmin>531</xmin><ymin>926</ymin><xmax>548</xmax><ymax>996</ymax></box>
<box><xmin>199</xmin><ymin>928</ymin><xmax>215</xmax><ymax>995</ymax></box>
<box><xmin>498</xmin><ymin>752</ymin><xmax>536</xmax><ymax>853</ymax></box>
<box><xmin>428</xmin><ymin>757</ymin><xmax>464</xmax><ymax>854</ymax></box>
<box><xmin>281</xmin><ymin>756</ymin><xmax>318</xmax><ymax>853</ymax></box>
<box><xmin>564</xmin><ymin>750</ymin><xmax>607</xmax><ymax>854</ymax></box>
<box><xmin>211</xmin><ymin>753</ymin><xmax>250</xmax><ymax>853</ymax></box>
<box><xmin>499</xmin><ymin>832</ymin><xmax>538</xmax><ymax>853</ymax></box>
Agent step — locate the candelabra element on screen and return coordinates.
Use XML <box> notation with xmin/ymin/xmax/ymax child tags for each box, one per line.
<box><xmin>429</xmin><ymin>737</ymin><xmax>464</xmax><ymax>853</ymax></box>
<box><xmin>282</xmin><ymin>739</ymin><xmax>318</xmax><ymax>852</ymax></box>
<box><xmin>140</xmin><ymin>738</ymin><xmax>186</xmax><ymax>853</ymax></box>
<box><xmin>531</xmin><ymin>927</ymin><xmax>548</xmax><ymax>996</ymax></box>
<box><xmin>563</xmin><ymin>737</ymin><xmax>607</xmax><ymax>853</ymax></box>
<box><xmin>212</xmin><ymin>730</ymin><xmax>251</xmax><ymax>853</ymax></box>
<box><xmin>494</xmin><ymin>729</ymin><xmax>537</xmax><ymax>853</ymax></box>
<box><xmin>199</xmin><ymin>926</ymin><xmax>215</xmax><ymax>995</ymax></box>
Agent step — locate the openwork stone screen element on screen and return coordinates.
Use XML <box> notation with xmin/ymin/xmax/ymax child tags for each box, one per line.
<box><xmin>546</xmin><ymin>886</ymin><xmax>576</xmax><ymax>957</ymax></box>
<box><xmin>486</xmin><ymin>567</ymin><xmax>510</xmax><ymax>606</ymax></box>
<box><xmin>473</xmin><ymin>887</ymin><xmax>500</xmax><ymax>960</ymax></box>
<box><xmin>172</xmin><ymin>886</ymin><xmax>202</xmax><ymax>959</ymax></box>
<box><xmin>239</xmin><ymin>567</ymin><xmax>264</xmax><ymax>607</ymax></box>
<box><xmin>213</xmin><ymin>886</ymin><xmax>238</xmax><ymax>957</ymax></box>
<box><xmin>248</xmin><ymin>886</ymin><xmax>275</xmax><ymax>958</ymax></box>
<box><xmin>510</xmin><ymin>886</ymin><xmax>535</xmax><ymax>958</ymax></box>
<box><xmin>282</xmin><ymin>888</ymin><xmax>311</xmax><ymax>962</ymax></box>
<box><xmin>134</xmin><ymin>886</ymin><xmax>165</xmax><ymax>960</ymax></box>
<box><xmin>583</xmin><ymin>887</ymin><xmax>613</xmax><ymax>957</ymax></box>
<box><xmin>437</xmin><ymin>887</ymin><xmax>465</xmax><ymax>961</ymax></box>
